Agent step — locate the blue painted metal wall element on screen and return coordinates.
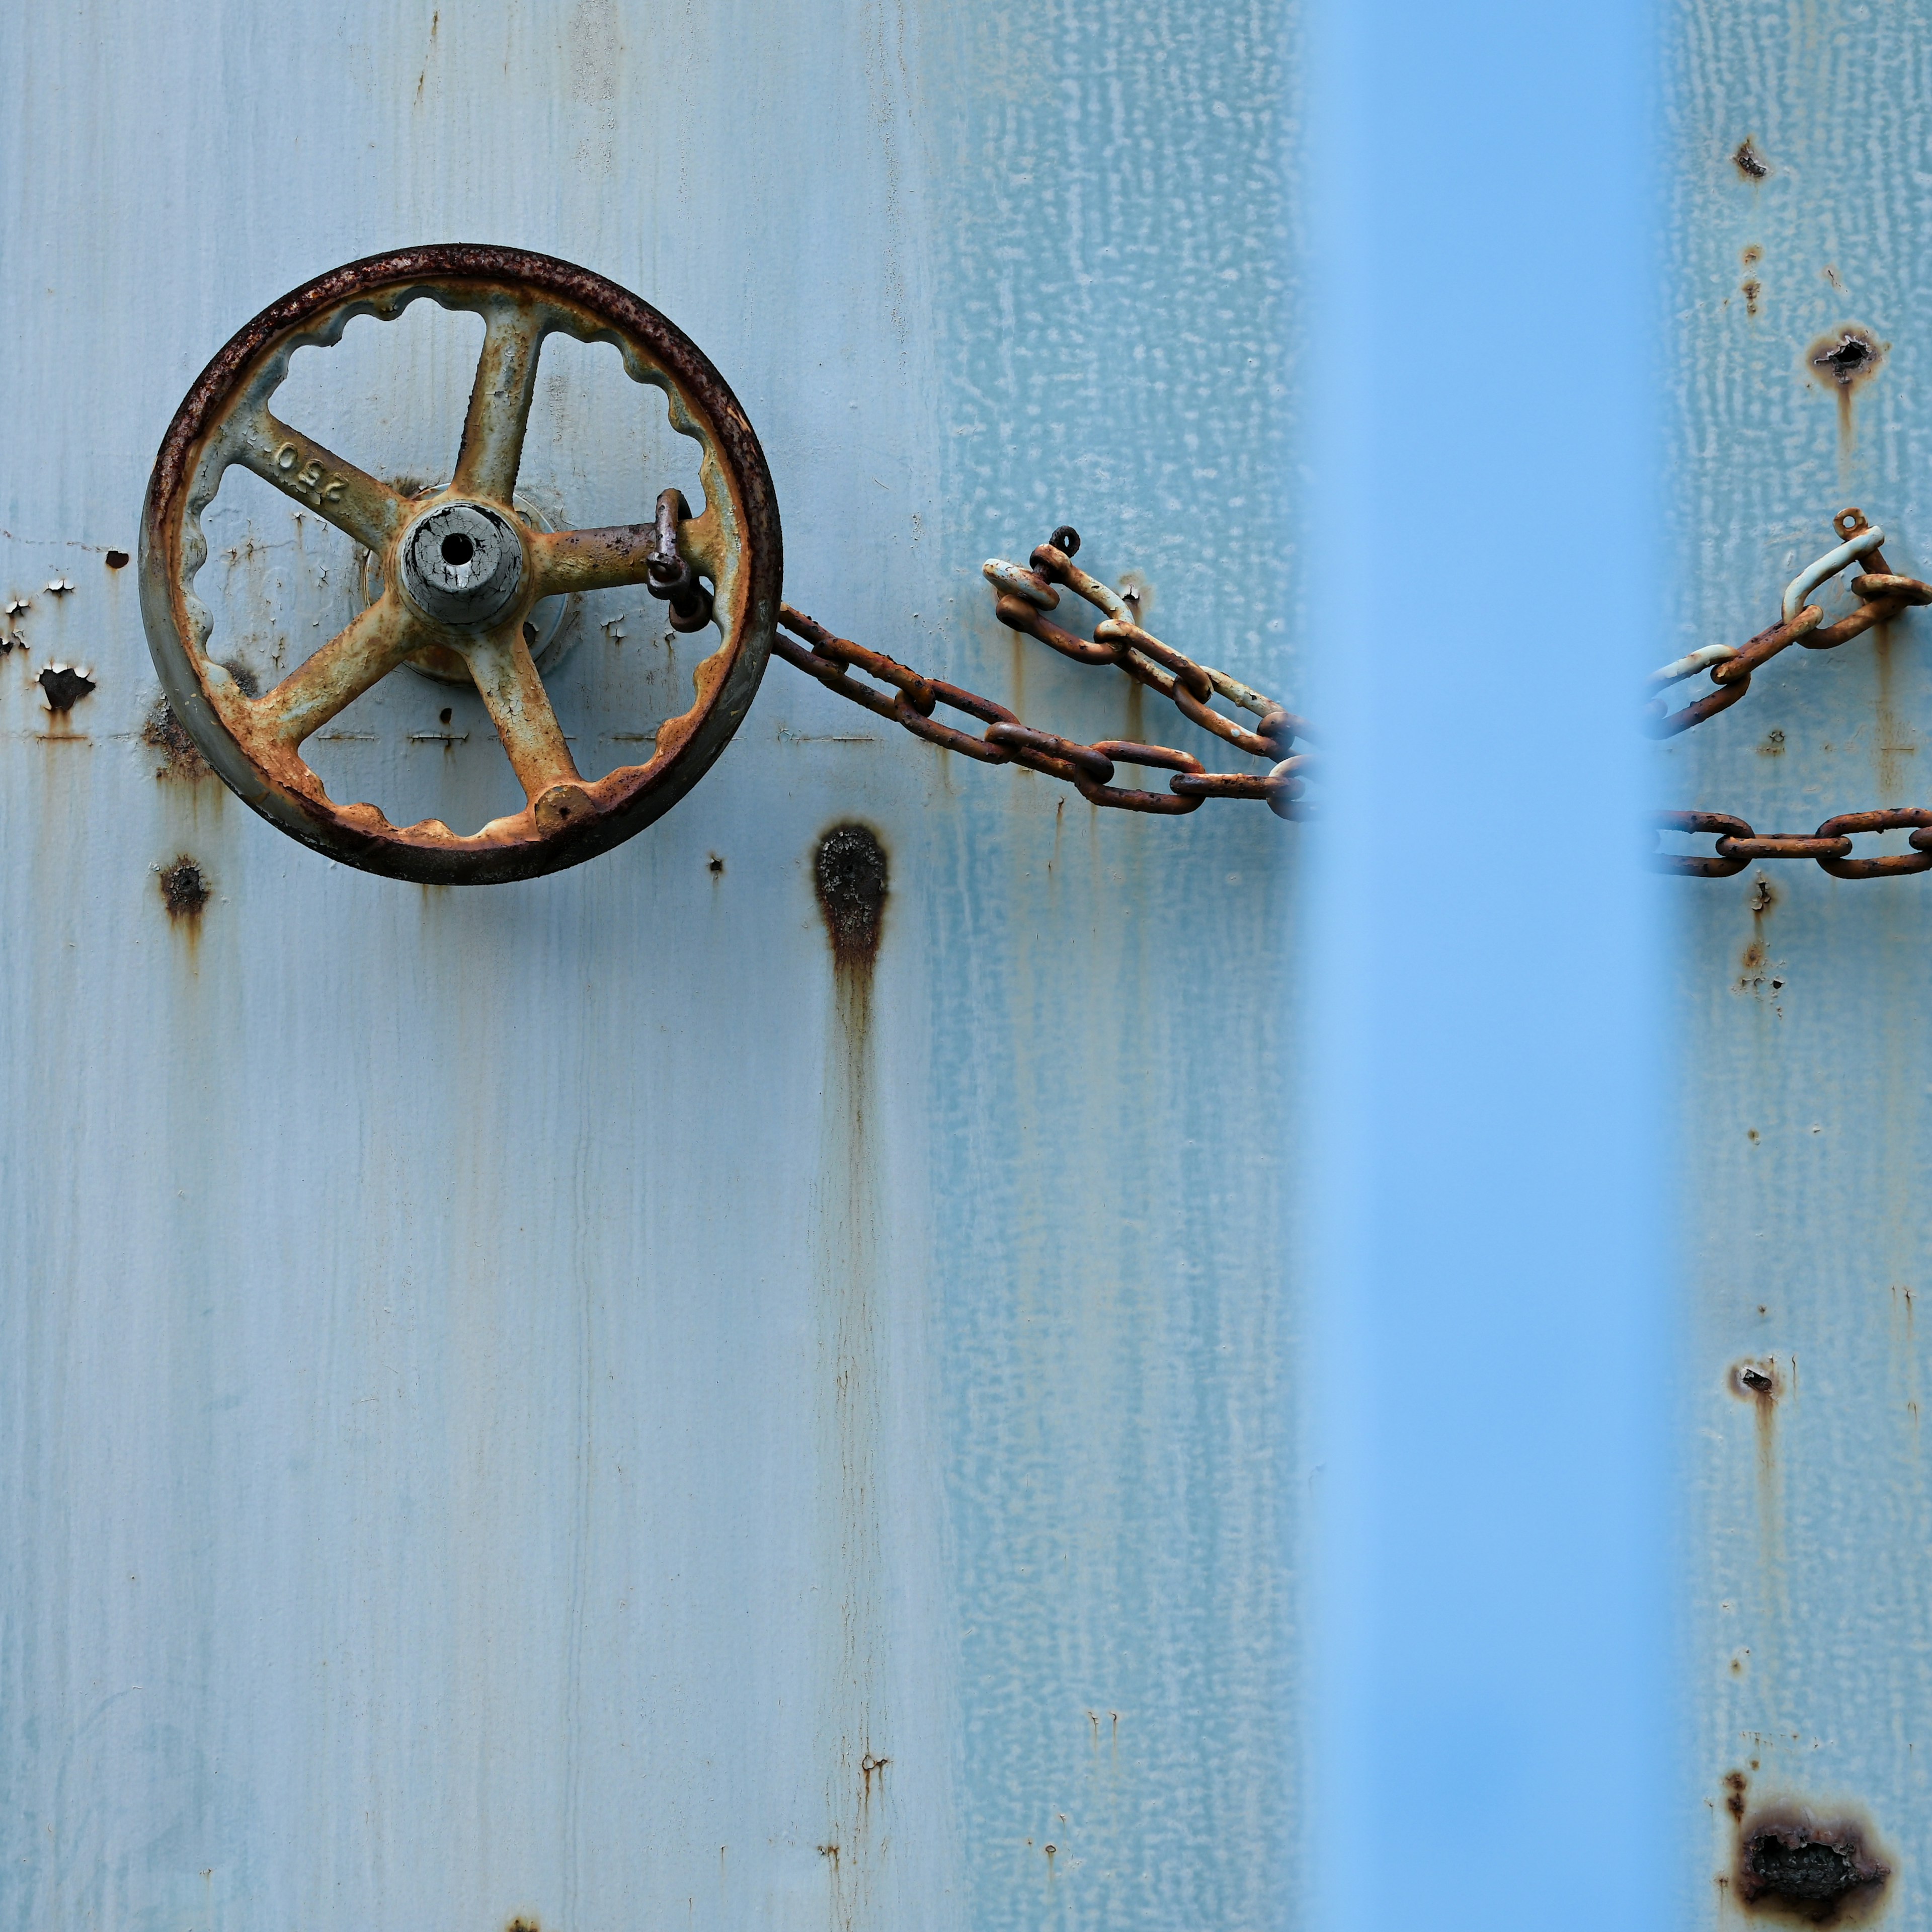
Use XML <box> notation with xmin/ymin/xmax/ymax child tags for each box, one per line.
<box><xmin>1666</xmin><ymin>0</ymin><xmax>1932</xmax><ymax>1918</ymax></box>
<box><xmin>0</xmin><ymin>4</ymin><xmax>1297</xmax><ymax>1928</ymax></box>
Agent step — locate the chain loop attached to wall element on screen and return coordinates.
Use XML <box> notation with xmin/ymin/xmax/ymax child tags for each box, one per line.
<box><xmin>772</xmin><ymin>526</ymin><xmax>1311</xmax><ymax>820</ymax></box>
<box><xmin>1651</xmin><ymin>507</ymin><xmax>1932</xmax><ymax>880</ymax></box>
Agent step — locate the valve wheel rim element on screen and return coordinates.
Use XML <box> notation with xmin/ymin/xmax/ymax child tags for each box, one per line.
<box><xmin>138</xmin><ymin>244</ymin><xmax>782</xmax><ymax>884</ymax></box>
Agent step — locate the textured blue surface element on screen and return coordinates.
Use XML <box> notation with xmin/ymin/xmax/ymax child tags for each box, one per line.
<box><xmin>1664</xmin><ymin>0</ymin><xmax>1932</xmax><ymax>1919</ymax></box>
<box><xmin>0</xmin><ymin>4</ymin><xmax>1298</xmax><ymax>1927</ymax></box>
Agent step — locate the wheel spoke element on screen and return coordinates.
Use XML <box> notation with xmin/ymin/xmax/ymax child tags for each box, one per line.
<box><xmin>463</xmin><ymin>621</ymin><xmax>581</xmax><ymax>801</ymax></box>
<box><xmin>254</xmin><ymin>595</ymin><xmax>426</xmax><ymax>747</ymax></box>
<box><xmin>451</xmin><ymin>306</ymin><xmax>546</xmax><ymax>504</ymax></box>
<box><xmin>234</xmin><ymin>414</ymin><xmax>407</xmax><ymax>553</ymax></box>
<box><xmin>527</xmin><ymin>523</ymin><xmax>659</xmax><ymax>597</ymax></box>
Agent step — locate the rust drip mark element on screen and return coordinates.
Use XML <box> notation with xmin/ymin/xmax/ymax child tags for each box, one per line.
<box><xmin>38</xmin><ymin>663</ymin><xmax>95</xmax><ymax>713</ymax></box>
<box><xmin>1806</xmin><ymin>328</ymin><xmax>1885</xmax><ymax>451</ymax></box>
<box><xmin>815</xmin><ymin>823</ymin><xmax>888</xmax><ymax>969</ymax></box>
<box><xmin>1737</xmin><ymin>1808</ymin><xmax>1891</xmax><ymax>1924</ymax></box>
<box><xmin>812</xmin><ymin>818</ymin><xmax>892</xmax><ymax>1927</ymax></box>
<box><xmin>158</xmin><ymin>857</ymin><xmax>210</xmax><ymax>922</ymax></box>
<box><xmin>1734</xmin><ymin>137</ymin><xmax>1770</xmax><ymax>180</ymax></box>
<box><xmin>142</xmin><ymin>701</ymin><xmax>212</xmax><ymax>781</ymax></box>
<box><xmin>1731</xmin><ymin>1358</ymin><xmax>1782</xmax><ymax>1493</ymax></box>
<box><xmin>1739</xmin><ymin>874</ymin><xmax>1783</xmax><ymax>1002</ymax></box>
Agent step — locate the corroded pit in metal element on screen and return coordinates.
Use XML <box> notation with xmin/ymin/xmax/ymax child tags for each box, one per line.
<box><xmin>814</xmin><ymin>823</ymin><xmax>888</xmax><ymax>966</ymax></box>
<box><xmin>38</xmin><ymin>664</ymin><xmax>95</xmax><ymax>712</ymax></box>
<box><xmin>1737</xmin><ymin>1810</ymin><xmax>1891</xmax><ymax>1924</ymax></box>
<box><xmin>158</xmin><ymin>857</ymin><xmax>210</xmax><ymax>921</ymax></box>
<box><xmin>1733</xmin><ymin>136</ymin><xmax>1769</xmax><ymax>179</ymax></box>
<box><xmin>1808</xmin><ymin>329</ymin><xmax>1883</xmax><ymax>391</ymax></box>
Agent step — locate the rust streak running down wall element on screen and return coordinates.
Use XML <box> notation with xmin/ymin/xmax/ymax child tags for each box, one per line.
<box><xmin>812</xmin><ymin>823</ymin><xmax>891</xmax><ymax>1932</ymax></box>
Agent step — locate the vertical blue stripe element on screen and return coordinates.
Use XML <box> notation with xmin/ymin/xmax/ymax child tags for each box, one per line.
<box><xmin>1305</xmin><ymin>6</ymin><xmax>1672</xmax><ymax>1928</ymax></box>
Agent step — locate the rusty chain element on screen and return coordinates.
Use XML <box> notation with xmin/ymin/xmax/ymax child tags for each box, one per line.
<box><xmin>772</xmin><ymin>526</ymin><xmax>1310</xmax><ymax>818</ymax></box>
<box><xmin>1651</xmin><ymin>507</ymin><xmax>1932</xmax><ymax>878</ymax></box>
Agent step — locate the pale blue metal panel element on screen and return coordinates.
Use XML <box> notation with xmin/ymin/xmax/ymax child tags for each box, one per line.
<box><xmin>0</xmin><ymin>5</ymin><xmax>1299</xmax><ymax>1930</ymax></box>
<box><xmin>1666</xmin><ymin>1</ymin><xmax>1932</xmax><ymax>1920</ymax></box>
<box><xmin>925</xmin><ymin>6</ymin><xmax>1299</xmax><ymax>1925</ymax></box>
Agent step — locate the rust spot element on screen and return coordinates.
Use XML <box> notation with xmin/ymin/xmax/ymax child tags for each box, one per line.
<box><xmin>1743</xmin><ymin>278</ymin><xmax>1762</xmax><ymax>318</ymax></box>
<box><xmin>1739</xmin><ymin>875</ymin><xmax>1780</xmax><ymax>998</ymax></box>
<box><xmin>1758</xmin><ymin>728</ymin><xmax>1786</xmax><ymax>757</ymax></box>
<box><xmin>1727</xmin><ymin>1771</ymin><xmax>1750</xmax><ymax>1820</ymax></box>
<box><xmin>104</xmin><ymin>549</ymin><xmax>129</xmax><ymax>570</ymax></box>
<box><xmin>506</xmin><ymin>1921</ymin><xmax>540</xmax><ymax>1932</ymax></box>
<box><xmin>1811</xmin><ymin>329</ymin><xmax>1883</xmax><ymax>389</ymax></box>
<box><xmin>1744</xmin><ymin>246</ymin><xmax>1763</xmax><ymax>268</ymax></box>
<box><xmin>158</xmin><ymin>857</ymin><xmax>210</xmax><ymax>922</ymax></box>
<box><xmin>1737</xmin><ymin>1809</ymin><xmax>1891</xmax><ymax>1923</ymax></box>
<box><xmin>1733</xmin><ymin>138</ymin><xmax>1769</xmax><ymax>179</ymax></box>
<box><xmin>38</xmin><ymin>664</ymin><xmax>95</xmax><ymax>712</ymax></box>
<box><xmin>708</xmin><ymin>853</ymin><xmax>725</xmax><ymax>875</ymax></box>
<box><xmin>1733</xmin><ymin>1360</ymin><xmax>1780</xmax><ymax>1401</ymax></box>
<box><xmin>142</xmin><ymin>700</ymin><xmax>211</xmax><ymax>780</ymax></box>
<box><xmin>814</xmin><ymin>824</ymin><xmax>887</xmax><ymax>967</ymax></box>
<box><xmin>219</xmin><ymin>659</ymin><xmax>261</xmax><ymax>698</ymax></box>
<box><xmin>1807</xmin><ymin>331</ymin><xmax>1887</xmax><ymax>445</ymax></box>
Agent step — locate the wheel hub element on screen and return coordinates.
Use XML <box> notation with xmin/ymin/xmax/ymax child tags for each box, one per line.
<box><xmin>399</xmin><ymin>501</ymin><xmax>525</xmax><ymax>627</ymax></box>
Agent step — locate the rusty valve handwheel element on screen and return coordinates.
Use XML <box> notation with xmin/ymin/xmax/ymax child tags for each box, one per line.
<box><xmin>139</xmin><ymin>245</ymin><xmax>781</xmax><ymax>883</ymax></box>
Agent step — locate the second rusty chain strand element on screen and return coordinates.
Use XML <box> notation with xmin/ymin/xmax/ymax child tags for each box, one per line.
<box><xmin>772</xmin><ymin>530</ymin><xmax>1311</xmax><ymax>817</ymax></box>
<box><xmin>1651</xmin><ymin>506</ymin><xmax>1932</xmax><ymax>877</ymax></box>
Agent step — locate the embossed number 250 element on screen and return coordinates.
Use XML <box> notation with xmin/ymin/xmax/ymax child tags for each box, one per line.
<box><xmin>275</xmin><ymin>441</ymin><xmax>346</xmax><ymax>506</ymax></box>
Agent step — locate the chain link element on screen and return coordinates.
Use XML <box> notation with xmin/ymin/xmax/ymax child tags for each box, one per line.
<box><xmin>1651</xmin><ymin>507</ymin><xmax>1932</xmax><ymax>879</ymax></box>
<box><xmin>772</xmin><ymin>525</ymin><xmax>1310</xmax><ymax>819</ymax></box>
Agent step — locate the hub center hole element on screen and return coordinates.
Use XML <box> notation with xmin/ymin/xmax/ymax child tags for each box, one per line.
<box><xmin>441</xmin><ymin>532</ymin><xmax>476</xmax><ymax>567</ymax></box>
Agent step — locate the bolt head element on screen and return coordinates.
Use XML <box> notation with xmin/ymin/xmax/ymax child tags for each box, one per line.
<box><xmin>397</xmin><ymin>502</ymin><xmax>525</xmax><ymax>628</ymax></box>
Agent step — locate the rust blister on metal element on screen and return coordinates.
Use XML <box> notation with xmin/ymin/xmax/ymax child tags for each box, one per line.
<box><xmin>1808</xmin><ymin>329</ymin><xmax>1885</xmax><ymax>394</ymax></box>
<box><xmin>157</xmin><ymin>856</ymin><xmax>210</xmax><ymax>922</ymax></box>
<box><xmin>814</xmin><ymin>823</ymin><xmax>887</xmax><ymax>969</ymax></box>
<box><xmin>1737</xmin><ymin>1808</ymin><xmax>1892</xmax><ymax>1923</ymax></box>
<box><xmin>139</xmin><ymin>245</ymin><xmax>781</xmax><ymax>884</ymax></box>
